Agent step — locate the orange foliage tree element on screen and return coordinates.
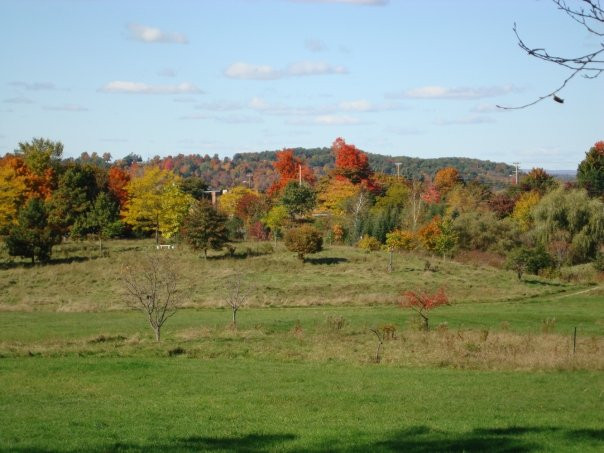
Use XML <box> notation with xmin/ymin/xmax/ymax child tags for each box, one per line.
<box><xmin>332</xmin><ymin>137</ymin><xmax>376</xmax><ymax>190</ymax></box>
<box><xmin>417</xmin><ymin>216</ymin><xmax>442</xmax><ymax>252</ymax></box>
<box><xmin>400</xmin><ymin>288</ymin><xmax>449</xmax><ymax>331</ymax></box>
<box><xmin>433</xmin><ymin>167</ymin><xmax>461</xmax><ymax>195</ymax></box>
<box><xmin>268</xmin><ymin>149</ymin><xmax>315</xmax><ymax>196</ymax></box>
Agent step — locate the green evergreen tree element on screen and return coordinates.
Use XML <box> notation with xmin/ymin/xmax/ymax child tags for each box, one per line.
<box><xmin>181</xmin><ymin>200</ymin><xmax>229</xmax><ymax>258</ymax></box>
<box><xmin>5</xmin><ymin>198</ymin><xmax>60</xmax><ymax>264</ymax></box>
<box><xmin>281</xmin><ymin>182</ymin><xmax>316</xmax><ymax>219</ymax></box>
<box><xmin>72</xmin><ymin>192</ymin><xmax>123</xmax><ymax>254</ymax></box>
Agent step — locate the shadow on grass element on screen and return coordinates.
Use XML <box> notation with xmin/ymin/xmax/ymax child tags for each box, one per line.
<box><xmin>0</xmin><ymin>256</ymin><xmax>92</xmax><ymax>270</ymax></box>
<box><xmin>367</xmin><ymin>426</ymin><xmax>604</xmax><ymax>453</ymax></box>
<box><xmin>304</xmin><ymin>257</ymin><xmax>349</xmax><ymax>265</ymax></box>
<box><xmin>4</xmin><ymin>426</ymin><xmax>603</xmax><ymax>452</ymax></box>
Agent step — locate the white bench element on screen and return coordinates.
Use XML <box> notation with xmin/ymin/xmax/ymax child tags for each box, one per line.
<box><xmin>156</xmin><ymin>244</ymin><xmax>175</xmax><ymax>250</ymax></box>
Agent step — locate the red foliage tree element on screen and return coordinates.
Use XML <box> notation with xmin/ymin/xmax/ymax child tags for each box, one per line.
<box><xmin>107</xmin><ymin>166</ymin><xmax>130</xmax><ymax>208</ymax></box>
<box><xmin>268</xmin><ymin>149</ymin><xmax>315</xmax><ymax>196</ymax></box>
<box><xmin>488</xmin><ymin>192</ymin><xmax>517</xmax><ymax>219</ymax></box>
<box><xmin>332</xmin><ymin>137</ymin><xmax>375</xmax><ymax>188</ymax></box>
<box><xmin>400</xmin><ymin>288</ymin><xmax>449</xmax><ymax>331</ymax></box>
<box><xmin>420</xmin><ymin>183</ymin><xmax>441</xmax><ymax>204</ymax></box>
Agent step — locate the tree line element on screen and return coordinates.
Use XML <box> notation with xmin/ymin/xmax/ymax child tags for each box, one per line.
<box><xmin>1</xmin><ymin>138</ymin><xmax>603</xmax><ymax>275</ymax></box>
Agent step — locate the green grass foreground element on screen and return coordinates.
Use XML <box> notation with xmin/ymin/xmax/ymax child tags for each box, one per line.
<box><xmin>1</xmin><ymin>357</ymin><xmax>603</xmax><ymax>452</ymax></box>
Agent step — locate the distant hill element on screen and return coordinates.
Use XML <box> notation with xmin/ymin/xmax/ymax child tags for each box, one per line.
<box><xmin>232</xmin><ymin>147</ymin><xmax>516</xmax><ymax>186</ymax></box>
<box><xmin>153</xmin><ymin>147</ymin><xmax>517</xmax><ymax>191</ymax></box>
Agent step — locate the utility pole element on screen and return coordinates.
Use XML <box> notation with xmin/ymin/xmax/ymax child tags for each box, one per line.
<box><xmin>394</xmin><ymin>162</ymin><xmax>402</xmax><ymax>180</ymax></box>
<box><xmin>513</xmin><ymin>162</ymin><xmax>520</xmax><ymax>185</ymax></box>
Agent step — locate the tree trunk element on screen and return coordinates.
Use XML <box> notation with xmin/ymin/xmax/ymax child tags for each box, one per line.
<box><xmin>232</xmin><ymin>308</ymin><xmax>237</xmax><ymax>328</ymax></box>
<box><xmin>155</xmin><ymin>217</ymin><xmax>160</xmax><ymax>245</ymax></box>
<box><xmin>388</xmin><ymin>250</ymin><xmax>393</xmax><ymax>273</ymax></box>
<box><xmin>421</xmin><ymin>314</ymin><xmax>429</xmax><ymax>332</ymax></box>
<box><xmin>204</xmin><ymin>249</ymin><xmax>208</xmax><ymax>260</ymax></box>
<box><xmin>154</xmin><ymin>326</ymin><xmax>161</xmax><ymax>342</ymax></box>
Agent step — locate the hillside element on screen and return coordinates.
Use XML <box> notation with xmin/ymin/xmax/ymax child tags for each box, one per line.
<box><xmin>151</xmin><ymin>148</ymin><xmax>516</xmax><ymax>191</ymax></box>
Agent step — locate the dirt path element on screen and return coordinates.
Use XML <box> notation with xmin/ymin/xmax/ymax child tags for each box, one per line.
<box><xmin>555</xmin><ymin>285</ymin><xmax>603</xmax><ymax>299</ymax></box>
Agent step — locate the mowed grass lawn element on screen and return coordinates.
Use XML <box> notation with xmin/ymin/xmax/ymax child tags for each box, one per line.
<box><xmin>1</xmin><ymin>357</ymin><xmax>603</xmax><ymax>452</ymax></box>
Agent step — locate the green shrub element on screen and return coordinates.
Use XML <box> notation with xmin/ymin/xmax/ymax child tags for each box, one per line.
<box><xmin>284</xmin><ymin>225</ymin><xmax>323</xmax><ymax>261</ymax></box>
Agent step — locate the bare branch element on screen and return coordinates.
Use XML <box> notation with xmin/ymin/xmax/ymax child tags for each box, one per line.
<box><xmin>499</xmin><ymin>1</ymin><xmax>603</xmax><ymax>109</ymax></box>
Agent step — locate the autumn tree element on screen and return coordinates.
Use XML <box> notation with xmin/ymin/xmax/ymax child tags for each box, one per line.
<box><xmin>5</xmin><ymin>198</ymin><xmax>61</xmax><ymax>264</ymax></box>
<box><xmin>262</xmin><ymin>205</ymin><xmax>289</xmax><ymax>245</ymax></box>
<box><xmin>317</xmin><ymin>178</ymin><xmax>360</xmax><ymax>215</ymax></box>
<box><xmin>284</xmin><ymin>225</ymin><xmax>323</xmax><ymax>261</ymax></box>
<box><xmin>433</xmin><ymin>167</ymin><xmax>461</xmax><ymax>195</ymax></box>
<box><xmin>520</xmin><ymin>168</ymin><xmax>556</xmax><ymax>194</ymax></box>
<box><xmin>511</xmin><ymin>191</ymin><xmax>541</xmax><ymax>231</ymax></box>
<box><xmin>218</xmin><ymin>186</ymin><xmax>257</xmax><ymax>218</ymax></box>
<box><xmin>577</xmin><ymin>141</ymin><xmax>604</xmax><ymax>198</ymax></box>
<box><xmin>107</xmin><ymin>166</ymin><xmax>130</xmax><ymax>208</ymax></box>
<box><xmin>15</xmin><ymin>138</ymin><xmax>63</xmax><ymax>179</ymax></box>
<box><xmin>488</xmin><ymin>192</ymin><xmax>517</xmax><ymax>219</ymax></box>
<box><xmin>121</xmin><ymin>252</ymin><xmax>182</xmax><ymax>342</ymax></box>
<box><xmin>0</xmin><ymin>161</ymin><xmax>28</xmax><ymax>234</ymax></box>
<box><xmin>122</xmin><ymin>167</ymin><xmax>192</xmax><ymax>244</ymax></box>
<box><xmin>400</xmin><ymin>288</ymin><xmax>449</xmax><ymax>331</ymax></box>
<box><xmin>268</xmin><ymin>149</ymin><xmax>315</xmax><ymax>196</ymax></box>
<box><xmin>181</xmin><ymin>200</ymin><xmax>229</xmax><ymax>259</ymax></box>
<box><xmin>332</xmin><ymin>137</ymin><xmax>374</xmax><ymax>187</ymax></box>
<box><xmin>417</xmin><ymin>216</ymin><xmax>442</xmax><ymax>253</ymax></box>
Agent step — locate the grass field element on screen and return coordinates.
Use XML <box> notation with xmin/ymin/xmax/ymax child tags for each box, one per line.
<box><xmin>1</xmin><ymin>240</ymin><xmax>603</xmax><ymax>451</ymax></box>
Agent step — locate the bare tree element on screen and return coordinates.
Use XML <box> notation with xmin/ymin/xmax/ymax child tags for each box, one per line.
<box><xmin>121</xmin><ymin>253</ymin><xmax>181</xmax><ymax>342</ymax></box>
<box><xmin>499</xmin><ymin>0</ymin><xmax>603</xmax><ymax>109</ymax></box>
<box><xmin>225</xmin><ymin>272</ymin><xmax>248</xmax><ymax>329</ymax></box>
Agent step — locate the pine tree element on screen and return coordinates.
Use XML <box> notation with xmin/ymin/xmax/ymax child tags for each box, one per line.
<box><xmin>181</xmin><ymin>200</ymin><xmax>229</xmax><ymax>259</ymax></box>
<box><xmin>5</xmin><ymin>198</ymin><xmax>60</xmax><ymax>264</ymax></box>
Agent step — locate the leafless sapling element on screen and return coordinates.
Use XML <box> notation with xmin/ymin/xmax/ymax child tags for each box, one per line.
<box><xmin>121</xmin><ymin>252</ymin><xmax>181</xmax><ymax>342</ymax></box>
<box><xmin>225</xmin><ymin>272</ymin><xmax>248</xmax><ymax>329</ymax></box>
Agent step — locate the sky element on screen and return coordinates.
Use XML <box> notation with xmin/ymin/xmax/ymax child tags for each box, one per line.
<box><xmin>0</xmin><ymin>0</ymin><xmax>602</xmax><ymax>170</ymax></box>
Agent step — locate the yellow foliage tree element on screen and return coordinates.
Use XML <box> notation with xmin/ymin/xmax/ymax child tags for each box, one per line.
<box><xmin>121</xmin><ymin>167</ymin><xmax>193</xmax><ymax>243</ymax></box>
<box><xmin>0</xmin><ymin>163</ymin><xmax>28</xmax><ymax>233</ymax></box>
<box><xmin>511</xmin><ymin>191</ymin><xmax>541</xmax><ymax>231</ymax></box>
<box><xmin>218</xmin><ymin>186</ymin><xmax>257</xmax><ymax>217</ymax></box>
<box><xmin>317</xmin><ymin>178</ymin><xmax>359</xmax><ymax>215</ymax></box>
<box><xmin>385</xmin><ymin>229</ymin><xmax>416</xmax><ymax>252</ymax></box>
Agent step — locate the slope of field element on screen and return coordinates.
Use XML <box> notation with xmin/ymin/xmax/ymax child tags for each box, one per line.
<box><xmin>0</xmin><ymin>240</ymin><xmax>587</xmax><ymax>312</ymax></box>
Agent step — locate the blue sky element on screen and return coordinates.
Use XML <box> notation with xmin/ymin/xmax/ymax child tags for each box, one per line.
<box><xmin>0</xmin><ymin>0</ymin><xmax>602</xmax><ymax>170</ymax></box>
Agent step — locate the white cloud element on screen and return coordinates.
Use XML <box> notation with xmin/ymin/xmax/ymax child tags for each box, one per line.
<box><xmin>9</xmin><ymin>81</ymin><xmax>56</xmax><ymax>91</ymax></box>
<box><xmin>224</xmin><ymin>63</ymin><xmax>282</xmax><ymax>80</ymax></box>
<box><xmin>338</xmin><ymin>99</ymin><xmax>403</xmax><ymax>112</ymax></box>
<box><xmin>305</xmin><ymin>39</ymin><xmax>326</xmax><ymax>52</ymax></box>
<box><xmin>127</xmin><ymin>24</ymin><xmax>188</xmax><ymax>44</ymax></box>
<box><xmin>389</xmin><ymin>85</ymin><xmax>521</xmax><ymax>100</ymax></box>
<box><xmin>287</xmin><ymin>61</ymin><xmax>347</xmax><ymax>76</ymax></box>
<box><xmin>100</xmin><ymin>81</ymin><xmax>203</xmax><ymax>94</ymax></box>
<box><xmin>43</xmin><ymin>104</ymin><xmax>88</xmax><ymax>111</ymax></box>
<box><xmin>224</xmin><ymin>61</ymin><xmax>348</xmax><ymax>79</ymax></box>
<box><xmin>291</xmin><ymin>0</ymin><xmax>387</xmax><ymax>5</ymax></box>
<box><xmin>434</xmin><ymin>115</ymin><xmax>495</xmax><ymax>126</ymax></box>
<box><xmin>214</xmin><ymin>114</ymin><xmax>262</xmax><ymax>124</ymax></box>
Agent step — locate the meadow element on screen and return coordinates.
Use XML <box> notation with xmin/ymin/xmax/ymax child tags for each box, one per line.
<box><xmin>1</xmin><ymin>240</ymin><xmax>603</xmax><ymax>452</ymax></box>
